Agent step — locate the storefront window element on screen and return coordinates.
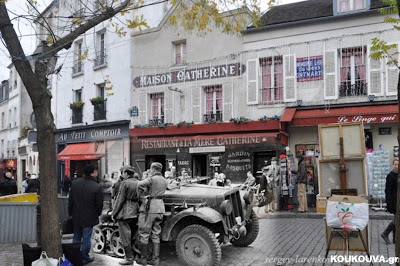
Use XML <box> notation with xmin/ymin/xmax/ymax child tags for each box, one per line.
<box><xmin>259</xmin><ymin>56</ymin><xmax>283</xmax><ymax>104</ymax></box>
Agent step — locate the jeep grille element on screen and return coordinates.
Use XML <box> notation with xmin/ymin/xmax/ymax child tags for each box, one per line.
<box><xmin>224</xmin><ymin>191</ymin><xmax>243</xmax><ymax>228</ymax></box>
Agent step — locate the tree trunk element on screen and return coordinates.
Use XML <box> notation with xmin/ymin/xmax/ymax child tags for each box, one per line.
<box><xmin>33</xmin><ymin>61</ymin><xmax>61</xmax><ymax>256</ymax></box>
<box><xmin>396</xmin><ymin>4</ymin><xmax>400</xmax><ymax>265</ymax></box>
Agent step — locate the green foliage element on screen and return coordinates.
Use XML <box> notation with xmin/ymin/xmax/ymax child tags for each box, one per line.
<box><xmin>370</xmin><ymin>1</ymin><xmax>400</xmax><ymax>69</ymax></box>
<box><xmin>258</xmin><ymin>115</ymin><xmax>280</xmax><ymax>121</ymax></box>
<box><xmin>90</xmin><ymin>96</ymin><xmax>105</xmax><ymax>105</ymax></box>
<box><xmin>69</xmin><ymin>101</ymin><xmax>85</xmax><ymax>109</ymax></box>
<box><xmin>230</xmin><ymin>116</ymin><xmax>250</xmax><ymax>123</ymax></box>
<box><xmin>370</xmin><ymin>38</ymin><xmax>399</xmax><ymax>68</ymax></box>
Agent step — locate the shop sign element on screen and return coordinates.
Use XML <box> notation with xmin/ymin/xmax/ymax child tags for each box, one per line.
<box><xmin>296</xmin><ymin>56</ymin><xmax>323</xmax><ymax>82</ymax></box>
<box><xmin>379</xmin><ymin>127</ymin><xmax>392</xmax><ymax>135</ymax></box>
<box><xmin>130</xmin><ymin>106</ymin><xmax>139</xmax><ymax>117</ymax></box>
<box><xmin>133</xmin><ymin>63</ymin><xmax>246</xmax><ymax>88</ymax></box>
<box><xmin>226</xmin><ymin>151</ymin><xmax>251</xmax><ymax>172</ymax></box>
<box><xmin>56</xmin><ymin>124</ymin><xmax>129</xmax><ymax>143</ymax></box>
<box><xmin>141</xmin><ymin>135</ymin><xmax>263</xmax><ymax>150</ymax></box>
<box><xmin>337</xmin><ymin>114</ymin><xmax>397</xmax><ymax>124</ymax></box>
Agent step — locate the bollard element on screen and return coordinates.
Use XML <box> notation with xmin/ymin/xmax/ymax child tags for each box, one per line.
<box><xmin>36</xmin><ymin>202</ymin><xmax>41</xmax><ymax>246</ymax></box>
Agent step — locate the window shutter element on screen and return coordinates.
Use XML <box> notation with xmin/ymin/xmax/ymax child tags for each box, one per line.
<box><xmin>367</xmin><ymin>46</ymin><xmax>384</xmax><ymax>96</ymax></box>
<box><xmin>191</xmin><ymin>87</ymin><xmax>201</xmax><ymax>123</ymax></box>
<box><xmin>283</xmin><ymin>54</ymin><xmax>297</xmax><ymax>102</ymax></box>
<box><xmin>164</xmin><ymin>90</ymin><xmax>174</xmax><ymax>123</ymax></box>
<box><xmin>324</xmin><ymin>50</ymin><xmax>338</xmax><ymax>100</ymax></box>
<box><xmin>385</xmin><ymin>44</ymin><xmax>399</xmax><ymax>96</ymax></box>
<box><xmin>138</xmin><ymin>93</ymin><xmax>147</xmax><ymax>124</ymax></box>
<box><xmin>247</xmin><ymin>59</ymin><xmax>258</xmax><ymax>104</ymax></box>
<box><xmin>222</xmin><ymin>83</ymin><xmax>233</xmax><ymax>122</ymax></box>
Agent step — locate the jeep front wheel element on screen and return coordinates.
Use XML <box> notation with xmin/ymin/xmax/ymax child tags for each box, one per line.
<box><xmin>231</xmin><ymin>210</ymin><xmax>259</xmax><ymax>247</ymax></box>
<box><xmin>176</xmin><ymin>224</ymin><xmax>222</xmax><ymax>266</ymax></box>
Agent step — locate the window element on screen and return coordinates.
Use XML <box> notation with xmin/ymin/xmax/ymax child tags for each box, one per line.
<box><xmin>174</xmin><ymin>41</ymin><xmax>186</xmax><ymax>64</ymax></box>
<box><xmin>1</xmin><ymin>139</ymin><xmax>3</xmax><ymax>158</ymax></box>
<box><xmin>8</xmin><ymin>109</ymin><xmax>11</xmax><ymax>127</ymax></box>
<box><xmin>74</xmin><ymin>89</ymin><xmax>82</xmax><ymax>102</ymax></box>
<box><xmin>149</xmin><ymin>93</ymin><xmax>164</xmax><ymax>125</ymax></box>
<box><xmin>204</xmin><ymin>85</ymin><xmax>223</xmax><ymax>123</ymax></box>
<box><xmin>260</xmin><ymin>56</ymin><xmax>283</xmax><ymax>103</ymax></box>
<box><xmin>73</xmin><ymin>41</ymin><xmax>84</xmax><ymax>74</ymax></box>
<box><xmin>339</xmin><ymin>46</ymin><xmax>367</xmax><ymax>97</ymax></box>
<box><xmin>94</xmin><ymin>84</ymin><xmax>106</xmax><ymax>121</ymax></box>
<box><xmin>338</xmin><ymin>0</ymin><xmax>365</xmax><ymax>13</ymax></box>
<box><xmin>1</xmin><ymin>112</ymin><xmax>4</xmax><ymax>129</ymax></box>
<box><xmin>94</xmin><ymin>32</ymin><xmax>106</xmax><ymax>67</ymax></box>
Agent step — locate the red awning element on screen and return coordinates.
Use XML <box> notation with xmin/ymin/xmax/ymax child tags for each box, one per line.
<box><xmin>290</xmin><ymin>104</ymin><xmax>398</xmax><ymax>126</ymax></box>
<box><xmin>280</xmin><ymin>108</ymin><xmax>297</xmax><ymax>122</ymax></box>
<box><xmin>57</xmin><ymin>142</ymin><xmax>105</xmax><ymax>160</ymax></box>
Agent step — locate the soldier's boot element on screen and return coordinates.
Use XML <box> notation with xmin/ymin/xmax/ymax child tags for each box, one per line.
<box><xmin>147</xmin><ymin>242</ymin><xmax>160</xmax><ymax>266</ymax></box>
<box><xmin>119</xmin><ymin>246</ymin><xmax>133</xmax><ymax>265</ymax></box>
<box><xmin>381</xmin><ymin>222</ymin><xmax>395</xmax><ymax>244</ymax></box>
<box><xmin>135</xmin><ymin>243</ymin><xmax>148</xmax><ymax>266</ymax></box>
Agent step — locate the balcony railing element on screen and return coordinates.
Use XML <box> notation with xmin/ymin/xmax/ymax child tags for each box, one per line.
<box><xmin>72</xmin><ymin>62</ymin><xmax>84</xmax><ymax>75</ymax></box>
<box><xmin>94</xmin><ymin>102</ymin><xmax>106</xmax><ymax>121</ymax></box>
<box><xmin>93</xmin><ymin>53</ymin><xmax>107</xmax><ymax>67</ymax></box>
<box><xmin>204</xmin><ymin>111</ymin><xmax>223</xmax><ymax>123</ymax></box>
<box><xmin>148</xmin><ymin>117</ymin><xmax>165</xmax><ymax>127</ymax></box>
<box><xmin>72</xmin><ymin>108</ymin><xmax>83</xmax><ymax>124</ymax></box>
<box><xmin>339</xmin><ymin>81</ymin><xmax>367</xmax><ymax>97</ymax></box>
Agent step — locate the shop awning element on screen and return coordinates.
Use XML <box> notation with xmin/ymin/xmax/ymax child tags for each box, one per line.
<box><xmin>280</xmin><ymin>108</ymin><xmax>297</xmax><ymax>122</ymax></box>
<box><xmin>288</xmin><ymin>104</ymin><xmax>398</xmax><ymax>126</ymax></box>
<box><xmin>57</xmin><ymin>142</ymin><xmax>105</xmax><ymax>160</ymax></box>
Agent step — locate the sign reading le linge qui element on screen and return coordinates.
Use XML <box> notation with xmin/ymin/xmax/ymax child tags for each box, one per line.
<box><xmin>133</xmin><ymin>63</ymin><xmax>246</xmax><ymax>88</ymax></box>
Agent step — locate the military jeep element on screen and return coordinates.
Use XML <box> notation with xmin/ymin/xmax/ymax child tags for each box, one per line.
<box><xmin>160</xmin><ymin>183</ymin><xmax>258</xmax><ymax>266</ymax></box>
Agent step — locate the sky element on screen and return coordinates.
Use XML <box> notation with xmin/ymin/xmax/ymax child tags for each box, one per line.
<box><xmin>0</xmin><ymin>0</ymin><xmax>304</xmax><ymax>82</ymax></box>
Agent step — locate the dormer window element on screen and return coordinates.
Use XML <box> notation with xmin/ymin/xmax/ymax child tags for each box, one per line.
<box><xmin>337</xmin><ymin>0</ymin><xmax>366</xmax><ymax>13</ymax></box>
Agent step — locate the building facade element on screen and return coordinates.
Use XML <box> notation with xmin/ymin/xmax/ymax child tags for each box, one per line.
<box><xmin>130</xmin><ymin>6</ymin><xmax>286</xmax><ymax>182</ymax></box>
<box><xmin>35</xmin><ymin>0</ymin><xmax>169</xmax><ymax>186</ymax></box>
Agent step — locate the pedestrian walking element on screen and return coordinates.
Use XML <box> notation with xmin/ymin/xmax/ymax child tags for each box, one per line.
<box><xmin>61</xmin><ymin>175</ymin><xmax>71</xmax><ymax>196</ymax></box>
<box><xmin>0</xmin><ymin>172</ymin><xmax>17</xmax><ymax>196</ymax></box>
<box><xmin>22</xmin><ymin>173</ymin><xmax>31</xmax><ymax>193</ymax></box>
<box><xmin>136</xmin><ymin>162</ymin><xmax>168</xmax><ymax>266</ymax></box>
<box><xmin>381</xmin><ymin>158</ymin><xmax>399</xmax><ymax>244</ymax></box>
<box><xmin>111</xmin><ymin>166</ymin><xmax>140</xmax><ymax>265</ymax></box>
<box><xmin>68</xmin><ymin>164</ymin><xmax>103</xmax><ymax>265</ymax></box>
<box><xmin>27</xmin><ymin>174</ymin><xmax>40</xmax><ymax>194</ymax></box>
<box><xmin>294</xmin><ymin>153</ymin><xmax>308</xmax><ymax>213</ymax></box>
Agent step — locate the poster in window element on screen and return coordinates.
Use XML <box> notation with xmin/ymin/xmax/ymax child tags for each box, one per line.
<box><xmin>296</xmin><ymin>56</ymin><xmax>323</xmax><ymax>82</ymax></box>
<box><xmin>296</xmin><ymin>145</ymin><xmax>305</xmax><ymax>156</ymax></box>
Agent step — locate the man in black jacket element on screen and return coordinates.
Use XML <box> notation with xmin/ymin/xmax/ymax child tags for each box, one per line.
<box><xmin>0</xmin><ymin>172</ymin><xmax>17</xmax><ymax>196</ymax></box>
<box><xmin>69</xmin><ymin>164</ymin><xmax>103</xmax><ymax>264</ymax></box>
<box><xmin>382</xmin><ymin>159</ymin><xmax>399</xmax><ymax>244</ymax></box>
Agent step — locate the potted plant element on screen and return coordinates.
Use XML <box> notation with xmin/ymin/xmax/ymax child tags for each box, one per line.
<box><xmin>90</xmin><ymin>96</ymin><xmax>105</xmax><ymax>105</ymax></box>
<box><xmin>69</xmin><ymin>101</ymin><xmax>85</xmax><ymax>109</ymax></box>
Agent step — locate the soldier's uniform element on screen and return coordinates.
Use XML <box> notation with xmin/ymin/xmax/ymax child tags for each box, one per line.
<box><xmin>111</xmin><ymin>166</ymin><xmax>140</xmax><ymax>265</ymax></box>
<box><xmin>136</xmin><ymin>162</ymin><xmax>168</xmax><ymax>266</ymax></box>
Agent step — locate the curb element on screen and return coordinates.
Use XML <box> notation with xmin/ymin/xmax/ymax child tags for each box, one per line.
<box><xmin>254</xmin><ymin>211</ymin><xmax>393</xmax><ymax>220</ymax></box>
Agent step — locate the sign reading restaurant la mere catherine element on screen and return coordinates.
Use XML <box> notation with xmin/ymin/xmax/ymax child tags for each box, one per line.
<box><xmin>133</xmin><ymin>63</ymin><xmax>246</xmax><ymax>88</ymax></box>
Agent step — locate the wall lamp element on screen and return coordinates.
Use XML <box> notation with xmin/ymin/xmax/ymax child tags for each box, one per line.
<box><xmin>296</xmin><ymin>100</ymin><xmax>302</xmax><ymax>106</ymax></box>
<box><xmin>368</xmin><ymin>95</ymin><xmax>375</xmax><ymax>102</ymax></box>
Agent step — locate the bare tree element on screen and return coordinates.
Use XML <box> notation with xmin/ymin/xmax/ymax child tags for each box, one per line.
<box><xmin>0</xmin><ymin>0</ymin><xmax>131</xmax><ymax>257</ymax></box>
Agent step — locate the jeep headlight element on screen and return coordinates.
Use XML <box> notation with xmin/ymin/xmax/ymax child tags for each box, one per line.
<box><xmin>243</xmin><ymin>190</ymin><xmax>254</xmax><ymax>205</ymax></box>
<box><xmin>220</xmin><ymin>200</ymin><xmax>233</xmax><ymax>216</ymax></box>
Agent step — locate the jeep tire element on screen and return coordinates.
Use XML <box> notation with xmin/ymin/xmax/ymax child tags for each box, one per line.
<box><xmin>231</xmin><ymin>210</ymin><xmax>259</xmax><ymax>247</ymax></box>
<box><xmin>176</xmin><ymin>224</ymin><xmax>222</xmax><ymax>266</ymax></box>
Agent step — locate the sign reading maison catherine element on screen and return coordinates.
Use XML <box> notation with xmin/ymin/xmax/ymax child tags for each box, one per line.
<box><xmin>133</xmin><ymin>63</ymin><xmax>246</xmax><ymax>88</ymax></box>
<box><xmin>296</xmin><ymin>56</ymin><xmax>323</xmax><ymax>82</ymax></box>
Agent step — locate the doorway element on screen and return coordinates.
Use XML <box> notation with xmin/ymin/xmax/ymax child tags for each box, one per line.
<box><xmin>145</xmin><ymin>155</ymin><xmax>166</xmax><ymax>174</ymax></box>
<box><xmin>192</xmin><ymin>154</ymin><xmax>207</xmax><ymax>177</ymax></box>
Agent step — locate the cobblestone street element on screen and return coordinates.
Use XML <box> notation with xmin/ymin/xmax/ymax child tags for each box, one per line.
<box><xmin>1</xmin><ymin>217</ymin><xmax>396</xmax><ymax>266</ymax></box>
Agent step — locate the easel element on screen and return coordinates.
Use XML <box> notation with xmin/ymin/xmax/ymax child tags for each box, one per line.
<box><xmin>324</xmin><ymin>227</ymin><xmax>371</xmax><ymax>265</ymax></box>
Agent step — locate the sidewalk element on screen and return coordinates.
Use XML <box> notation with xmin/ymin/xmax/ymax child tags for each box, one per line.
<box><xmin>253</xmin><ymin>206</ymin><xmax>393</xmax><ymax>220</ymax></box>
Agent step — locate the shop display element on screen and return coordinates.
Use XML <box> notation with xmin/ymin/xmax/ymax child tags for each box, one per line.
<box><xmin>371</xmin><ymin>149</ymin><xmax>390</xmax><ymax>200</ymax></box>
<box><xmin>280</xmin><ymin>155</ymin><xmax>295</xmax><ymax>209</ymax></box>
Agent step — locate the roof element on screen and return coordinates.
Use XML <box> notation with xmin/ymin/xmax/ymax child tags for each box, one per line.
<box><xmin>248</xmin><ymin>0</ymin><xmax>389</xmax><ymax>29</ymax></box>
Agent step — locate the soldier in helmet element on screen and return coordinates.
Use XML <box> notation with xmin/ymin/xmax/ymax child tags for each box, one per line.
<box><xmin>136</xmin><ymin>162</ymin><xmax>168</xmax><ymax>266</ymax></box>
<box><xmin>111</xmin><ymin>165</ymin><xmax>140</xmax><ymax>265</ymax></box>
